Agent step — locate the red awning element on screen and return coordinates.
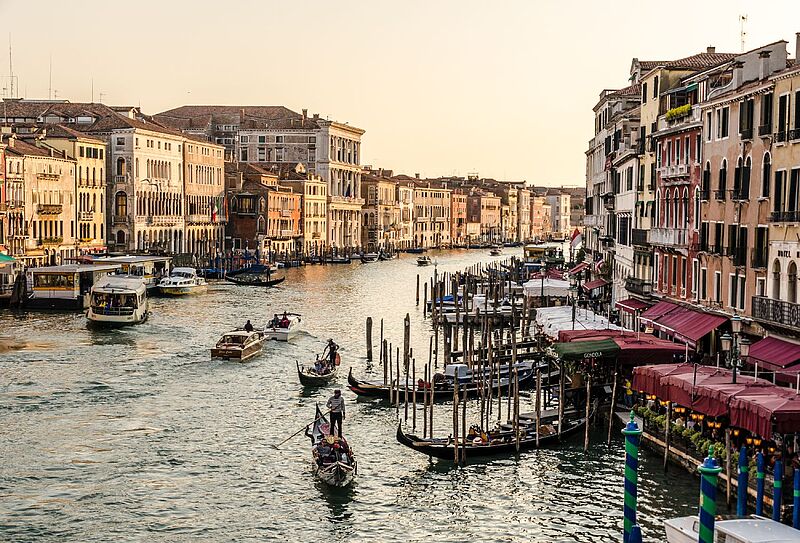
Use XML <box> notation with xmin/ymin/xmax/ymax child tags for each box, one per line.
<box><xmin>615</xmin><ymin>298</ymin><xmax>650</xmax><ymax>314</ymax></box>
<box><xmin>568</xmin><ymin>262</ymin><xmax>589</xmax><ymax>275</ymax></box>
<box><xmin>640</xmin><ymin>300</ymin><xmax>680</xmax><ymax>323</ymax></box>
<box><xmin>730</xmin><ymin>390</ymin><xmax>800</xmax><ymax>439</ymax></box>
<box><xmin>631</xmin><ymin>363</ymin><xmax>695</xmax><ymax>398</ymax></box>
<box><xmin>747</xmin><ymin>337</ymin><xmax>800</xmax><ymax>372</ymax></box>
<box><xmin>582</xmin><ymin>278</ymin><xmax>608</xmax><ymax>291</ymax></box>
<box><xmin>656</xmin><ymin>308</ymin><xmax>727</xmax><ymax>348</ymax></box>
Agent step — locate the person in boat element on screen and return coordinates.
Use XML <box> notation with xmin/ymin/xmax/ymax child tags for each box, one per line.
<box><xmin>313</xmin><ymin>355</ymin><xmax>328</xmax><ymax>375</ymax></box>
<box><xmin>279</xmin><ymin>312</ymin><xmax>290</xmax><ymax>328</ymax></box>
<box><xmin>326</xmin><ymin>389</ymin><xmax>345</xmax><ymax>438</ymax></box>
<box><xmin>322</xmin><ymin>339</ymin><xmax>339</xmax><ymax>367</ymax></box>
<box><xmin>270</xmin><ymin>314</ymin><xmax>280</xmax><ymax>328</ymax></box>
<box><xmin>244</xmin><ymin>320</ymin><xmax>254</xmax><ymax>332</ymax></box>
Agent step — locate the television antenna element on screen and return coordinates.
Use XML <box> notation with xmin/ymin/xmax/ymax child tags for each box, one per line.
<box><xmin>740</xmin><ymin>14</ymin><xmax>748</xmax><ymax>53</ymax></box>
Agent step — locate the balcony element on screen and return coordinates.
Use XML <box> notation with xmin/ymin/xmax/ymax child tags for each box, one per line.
<box><xmin>79</xmin><ymin>211</ymin><xmax>94</xmax><ymax>221</ymax></box>
<box><xmin>311</xmin><ymin>232</ymin><xmax>321</xmax><ymax>239</ymax></box>
<box><xmin>661</xmin><ymin>164</ymin><xmax>691</xmax><ymax>180</ymax></box>
<box><xmin>729</xmin><ymin>245</ymin><xmax>747</xmax><ymax>267</ymax></box>
<box><xmin>281</xmin><ymin>209</ymin><xmax>293</xmax><ymax>217</ymax></box>
<box><xmin>790</xmin><ymin>128</ymin><xmax>800</xmax><ymax>141</ymax></box>
<box><xmin>114</xmin><ymin>175</ymin><xmax>128</xmax><ymax>184</ymax></box>
<box><xmin>187</xmin><ymin>214</ymin><xmax>208</xmax><ymax>224</ymax></box>
<box><xmin>751</xmin><ymin>248</ymin><xmax>768</xmax><ymax>269</ymax></box>
<box><xmin>38</xmin><ymin>236</ymin><xmax>63</xmax><ymax>246</ymax></box>
<box><xmin>770</xmin><ymin>211</ymin><xmax>800</xmax><ymax>223</ymax></box>
<box><xmin>113</xmin><ymin>215</ymin><xmax>128</xmax><ymax>225</ymax></box>
<box><xmin>758</xmin><ymin>124</ymin><xmax>772</xmax><ymax>137</ymax></box>
<box><xmin>753</xmin><ymin>296</ymin><xmax>800</xmax><ymax>332</ymax></box>
<box><xmin>732</xmin><ymin>187</ymin><xmax>750</xmax><ymax>201</ymax></box>
<box><xmin>36</xmin><ymin>172</ymin><xmax>60</xmax><ymax>181</ymax></box>
<box><xmin>625</xmin><ymin>277</ymin><xmax>652</xmax><ymax>297</ymax></box>
<box><xmin>699</xmin><ymin>189</ymin><xmax>710</xmax><ymax>201</ymax></box>
<box><xmin>649</xmin><ymin>227</ymin><xmax>687</xmax><ymax>248</ymax></box>
<box><xmin>4</xmin><ymin>199</ymin><xmax>24</xmax><ymax>210</ymax></box>
<box><xmin>714</xmin><ymin>189</ymin><xmax>727</xmax><ymax>201</ymax></box>
<box><xmin>776</xmin><ymin>131</ymin><xmax>787</xmax><ymax>143</ymax></box>
<box><xmin>631</xmin><ymin>228</ymin><xmax>649</xmax><ymax>246</ymax></box>
<box><xmin>604</xmin><ymin>199</ymin><xmax>615</xmax><ymax>211</ymax></box>
<box><xmin>151</xmin><ymin>216</ymin><xmax>179</xmax><ymax>226</ymax></box>
<box><xmin>37</xmin><ymin>203</ymin><xmax>63</xmax><ymax>215</ymax></box>
<box><xmin>740</xmin><ymin>128</ymin><xmax>753</xmax><ymax>141</ymax></box>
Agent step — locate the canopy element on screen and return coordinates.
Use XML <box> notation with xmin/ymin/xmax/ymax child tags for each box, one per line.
<box><xmin>639</xmin><ymin>300</ymin><xmax>726</xmax><ymax>348</ymax></box>
<box><xmin>553</xmin><ymin>339</ymin><xmax>620</xmax><ymax>361</ymax></box>
<box><xmin>582</xmin><ymin>278</ymin><xmax>608</xmax><ymax>291</ymax></box>
<box><xmin>747</xmin><ymin>336</ymin><xmax>800</xmax><ymax>372</ymax></box>
<box><xmin>633</xmin><ymin>363</ymin><xmax>800</xmax><ymax>438</ymax></box>
<box><xmin>615</xmin><ymin>298</ymin><xmax>650</xmax><ymax>314</ymax></box>
<box><xmin>568</xmin><ymin>261</ymin><xmax>589</xmax><ymax>275</ymax></box>
<box><xmin>558</xmin><ymin>329</ymin><xmax>686</xmax><ymax>366</ymax></box>
<box><xmin>640</xmin><ymin>300</ymin><xmax>680</xmax><ymax>322</ymax></box>
<box><xmin>0</xmin><ymin>253</ymin><xmax>15</xmax><ymax>263</ymax></box>
<box><xmin>523</xmin><ymin>278</ymin><xmax>570</xmax><ymax>298</ymax></box>
<box><xmin>534</xmin><ymin>305</ymin><xmax>624</xmax><ymax>339</ymax></box>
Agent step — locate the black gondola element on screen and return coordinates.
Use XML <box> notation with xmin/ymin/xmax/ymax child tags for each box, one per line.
<box><xmin>405</xmin><ymin>247</ymin><xmax>426</xmax><ymax>254</ymax></box>
<box><xmin>395</xmin><ymin>409</ymin><xmax>588</xmax><ymax>460</ymax></box>
<box><xmin>360</xmin><ymin>253</ymin><xmax>379</xmax><ymax>263</ymax></box>
<box><xmin>296</xmin><ymin>359</ymin><xmax>339</xmax><ymax>386</ymax></box>
<box><xmin>347</xmin><ymin>363</ymin><xmax>535</xmax><ymax>401</ymax></box>
<box><xmin>224</xmin><ymin>274</ymin><xmax>286</xmax><ymax>287</ymax></box>
<box><xmin>327</xmin><ymin>256</ymin><xmax>352</xmax><ymax>264</ymax></box>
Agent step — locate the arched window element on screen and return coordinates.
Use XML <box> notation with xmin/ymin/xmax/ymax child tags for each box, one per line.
<box><xmin>114</xmin><ymin>191</ymin><xmax>127</xmax><ymax>217</ymax></box>
<box><xmin>734</xmin><ymin>156</ymin><xmax>743</xmax><ymax>197</ymax></box>
<box><xmin>702</xmin><ymin>161</ymin><xmax>711</xmax><ymax>195</ymax></box>
<box><xmin>742</xmin><ymin>156</ymin><xmax>752</xmax><ymax>199</ymax></box>
<box><xmin>694</xmin><ymin>187</ymin><xmax>701</xmax><ymax>229</ymax></box>
<box><xmin>257</xmin><ymin>216</ymin><xmax>266</xmax><ymax>234</ymax></box>
<box><xmin>116</xmin><ymin>230</ymin><xmax>126</xmax><ymax>245</ymax></box>
<box><xmin>762</xmin><ymin>152</ymin><xmax>771</xmax><ymax>198</ymax></box>
<box><xmin>682</xmin><ymin>187</ymin><xmax>689</xmax><ymax>228</ymax></box>
<box><xmin>665</xmin><ymin>189</ymin><xmax>671</xmax><ymax>227</ymax></box>
<box><xmin>116</xmin><ymin>157</ymin><xmax>126</xmax><ymax>177</ymax></box>
<box><xmin>773</xmin><ymin>259</ymin><xmax>782</xmax><ymax>299</ymax></box>
<box><xmin>718</xmin><ymin>159</ymin><xmax>727</xmax><ymax>197</ymax></box>
<box><xmin>655</xmin><ymin>189</ymin><xmax>661</xmax><ymax>226</ymax></box>
<box><xmin>790</xmin><ymin>261</ymin><xmax>798</xmax><ymax>304</ymax></box>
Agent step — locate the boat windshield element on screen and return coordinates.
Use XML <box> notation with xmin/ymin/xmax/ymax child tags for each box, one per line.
<box><xmin>91</xmin><ymin>292</ymin><xmax>138</xmax><ymax>309</ymax></box>
<box><xmin>222</xmin><ymin>334</ymin><xmax>246</xmax><ymax>344</ymax></box>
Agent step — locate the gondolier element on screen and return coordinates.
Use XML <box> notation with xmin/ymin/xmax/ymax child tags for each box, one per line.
<box><xmin>323</xmin><ymin>338</ymin><xmax>339</xmax><ymax>367</ymax></box>
<box><xmin>326</xmin><ymin>389</ymin><xmax>345</xmax><ymax>438</ymax></box>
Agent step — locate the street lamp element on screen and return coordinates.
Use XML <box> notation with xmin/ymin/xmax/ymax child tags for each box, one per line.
<box><xmin>569</xmin><ymin>275</ymin><xmax>578</xmax><ymax>330</ymax></box>
<box><xmin>720</xmin><ymin>315</ymin><xmax>750</xmax><ymax>384</ymax></box>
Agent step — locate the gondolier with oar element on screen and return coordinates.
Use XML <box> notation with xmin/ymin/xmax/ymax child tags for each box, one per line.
<box><xmin>326</xmin><ymin>389</ymin><xmax>345</xmax><ymax>438</ymax></box>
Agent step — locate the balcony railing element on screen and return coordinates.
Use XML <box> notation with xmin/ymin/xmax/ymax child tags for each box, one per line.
<box><xmin>770</xmin><ymin>211</ymin><xmax>800</xmax><ymax>223</ymax></box>
<box><xmin>661</xmin><ymin>164</ymin><xmax>691</xmax><ymax>179</ymax></box>
<box><xmin>79</xmin><ymin>211</ymin><xmax>94</xmax><ymax>221</ymax></box>
<box><xmin>38</xmin><ymin>236</ymin><xmax>63</xmax><ymax>246</ymax></box>
<box><xmin>151</xmin><ymin>216</ymin><xmax>179</xmax><ymax>226</ymax></box>
<box><xmin>625</xmin><ymin>277</ymin><xmax>652</xmax><ymax>297</ymax></box>
<box><xmin>740</xmin><ymin>128</ymin><xmax>753</xmax><ymax>140</ymax></box>
<box><xmin>649</xmin><ymin>227</ymin><xmax>687</xmax><ymax>247</ymax></box>
<box><xmin>113</xmin><ymin>215</ymin><xmax>128</xmax><ymax>225</ymax></box>
<box><xmin>752</xmin><ymin>296</ymin><xmax>800</xmax><ymax>331</ymax></box>
<box><xmin>776</xmin><ymin>131</ymin><xmax>787</xmax><ymax>143</ymax></box>
<box><xmin>187</xmin><ymin>214</ymin><xmax>208</xmax><ymax>224</ymax></box>
<box><xmin>732</xmin><ymin>187</ymin><xmax>750</xmax><ymax>201</ymax></box>
<box><xmin>790</xmin><ymin>128</ymin><xmax>800</xmax><ymax>141</ymax></box>
<box><xmin>758</xmin><ymin>124</ymin><xmax>772</xmax><ymax>137</ymax></box>
<box><xmin>751</xmin><ymin>248</ymin><xmax>768</xmax><ymax>269</ymax></box>
<box><xmin>699</xmin><ymin>189</ymin><xmax>710</xmax><ymax>201</ymax></box>
<box><xmin>730</xmin><ymin>245</ymin><xmax>747</xmax><ymax>267</ymax></box>
<box><xmin>714</xmin><ymin>189</ymin><xmax>727</xmax><ymax>201</ymax></box>
<box><xmin>114</xmin><ymin>175</ymin><xmax>128</xmax><ymax>183</ymax></box>
<box><xmin>37</xmin><ymin>203</ymin><xmax>63</xmax><ymax>215</ymax></box>
<box><xmin>631</xmin><ymin>228</ymin><xmax>649</xmax><ymax>246</ymax></box>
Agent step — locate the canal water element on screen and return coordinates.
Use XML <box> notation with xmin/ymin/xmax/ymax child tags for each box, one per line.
<box><xmin>1</xmin><ymin>249</ymin><xmax>702</xmax><ymax>542</ymax></box>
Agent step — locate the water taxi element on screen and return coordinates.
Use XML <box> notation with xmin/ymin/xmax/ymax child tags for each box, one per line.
<box><xmin>489</xmin><ymin>248</ymin><xmax>503</xmax><ymax>256</ymax></box>
<box><xmin>417</xmin><ymin>255</ymin><xmax>432</xmax><ymax>266</ymax></box>
<box><xmin>86</xmin><ymin>275</ymin><xmax>148</xmax><ymax>325</ymax></box>
<box><xmin>210</xmin><ymin>329</ymin><xmax>267</xmax><ymax>362</ymax></box>
<box><xmin>158</xmin><ymin>267</ymin><xmax>207</xmax><ymax>296</ymax></box>
<box><xmin>664</xmin><ymin>515</ymin><xmax>799</xmax><ymax>543</ymax></box>
<box><xmin>265</xmin><ymin>314</ymin><xmax>301</xmax><ymax>341</ymax></box>
<box><xmin>93</xmin><ymin>255</ymin><xmax>172</xmax><ymax>292</ymax></box>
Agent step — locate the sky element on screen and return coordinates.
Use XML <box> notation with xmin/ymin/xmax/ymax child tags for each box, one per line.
<box><xmin>1</xmin><ymin>1</ymin><xmax>799</xmax><ymax>185</ymax></box>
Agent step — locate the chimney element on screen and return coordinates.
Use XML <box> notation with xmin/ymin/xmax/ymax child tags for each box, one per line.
<box><xmin>239</xmin><ymin>108</ymin><xmax>245</xmax><ymax>123</ymax></box>
<box><xmin>415</xmin><ymin>173</ymin><xmax>420</xmax><ymax>179</ymax></box>
<box><xmin>313</xmin><ymin>113</ymin><xmax>319</xmax><ymax>120</ymax></box>
<box><xmin>302</xmin><ymin>109</ymin><xmax>307</xmax><ymax>121</ymax></box>
<box><xmin>707</xmin><ymin>46</ymin><xmax>716</xmax><ymax>54</ymax></box>
<box><xmin>759</xmin><ymin>50</ymin><xmax>772</xmax><ymax>80</ymax></box>
<box><xmin>8</xmin><ymin>133</ymin><xmax>15</xmax><ymax>148</ymax></box>
<box><xmin>732</xmin><ymin>61</ymin><xmax>745</xmax><ymax>89</ymax></box>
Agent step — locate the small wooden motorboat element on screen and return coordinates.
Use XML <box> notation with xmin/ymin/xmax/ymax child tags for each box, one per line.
<box><xmin>158</xmin><ymin>267</ymin><xmax>207</xmax><ymax>295</ymax></box>
<box><xmin>489</xmin><ymin>248</ymin><xmax>503</xmax><ymax>256</ymax></box>
<box><xmin>297</xmin><ymin>355</ymin><xmax>340</xmax><ymax>386</ymax></box>
<box><xmin>348</xmin><ymin>362</ymin><xmax>535</xmax><ymax>401</ymax></box>
<box><xmin>396</xmin><ymin>408</ymin><xmax>588</xmax><ymax>460</ymax></box>
<box><xmin>310</xmin><ymin>405</ymin><xmax>356</xmax><ymax>488</ymax></box>
<box><xmin>224</xmin><ymin>274</ymin><xmax>286</xmax><ymax>287</ymax></box>
<box><xmin>264</xmin><ymin>313</ymin><xmax>301</xmax><ymax>341</ymax></box>
<box><xmin>416</xmin><ymin>255</ymin><xmax>432</xmax><ymax>266</ymax></box>
<box><xmin>360</xmin><ymin>253</ymin><xmax>379</xmax><ymax>263</ymax></box>
<box><xmin>327</xmin><ymin>255</ymin><xmax>352</xmax><ymax>264</ymax></box>
<box><xmin>211</xmin><ymin>329</ymin><xmax>266</xmax><ymax>362</ymax></box>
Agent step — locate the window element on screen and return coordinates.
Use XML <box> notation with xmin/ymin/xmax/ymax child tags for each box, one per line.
<box><xmin>739</xmin><ymin>98</ymin><xmax>754</xmax><ymax>137</ymax></box>
<box><xmin>762</xmin><ymin>152</ymin><xmax>771</xmax><ymax>197</ymax></box>
<box><xmin>114</xmin><ymin>191</ymin><xmax>127</xmax><ymax>216</ymax></box>
<box><xmin>757</xmin><ymin>277</ymin><xmax>766</xmax><ymax>297</ymax></box>
<box><xmin>778</xmin><ymin>94</ymin><xmax>790</xmax><ymax>140</ymax></box>
<box><xmin>240</xmin><ymin>148</ymin><xmax>248</xmax><ymax>161</ymax></box>
<box><xmin>79</xmin><ymin>146</ymin><xmax>85</xmax><ymax>157</ymax></box>
<box><xmin>714</xmin><ymin>271</ymin><xmax>722</xmax><ymax>303</ymax></box>
<box><xmin>685</xmin><ymin>136</ymin><xmax>690</xmax><ymax>164</ymax></box>
<box><xmin>240</xmin><ymin>135</ymin><xmax>249</xmax><ymax>144</ymax></box>
<box><xmin>706</xmin><ymin>111</ymin><xmax>713</xmax><ymax>141</ymax></box>
<box><xmin>717</xmin><ymin>107</ymin><xmax>730</xmax><ymax>139</ymax></box>
<box><xmin>116</xmin><ymin>137</ymin><xmax>125</xmax><ymax>146</ymax></box>
<box><xmin>692</xmin><ymin>259</ymin><xmax>700</xmax><ymax>299</ymax></box>
<box><xmin>730</xmin><ymin>274</ymin><xmax>738</xmax><ymax>309</ymax></box>
<box><xmin>675</xmin><ymin>139</ymin><xmax>680</xmax><ymax>165</ymax></box>
<box><xmin>258</xmin><ymin>135</ymin><xmax>266</xmax><ymax>144</ymax></box>
<box><xmin>761</xmin><ymin>93</ymin><xmax>773</xmax><ymax>133</ymax></box>
<box><xmin>276</xmin><ymin>136</ymin><xmax>284</xmax><ymax>144</ymax></box>
<box><xmin>642</xmin><ymin>83</ymin><xmax>648</xmax><ymax>103</ymax></box>
<box><xmin>718</xmin><ymin>159</ymin><xmax>727</xmax><ymax>195</ymax></box>
<box><xmin>653</xmin><ymin>76</ymin><xmax>659</xmax><ymax>98</ymax></box>
<box><xmin>775</xmin><ymin>170</ymin><xmax>786</xmax><ymax>212</ymax></box>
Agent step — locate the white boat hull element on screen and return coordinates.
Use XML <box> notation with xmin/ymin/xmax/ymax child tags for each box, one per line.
<box><xmin>87</xmin><ymin>306</ymin><xmax>148</xmax><ymax>325</ymax></box>
<box><xmin>264</xmin><ymin>317</ymin><xmax>300</xmax><ymax>341</ymax></box>
<box><xmin>159</xmin><ymin>284</ymin><xmax>207</xmax><ymax>296</ymax></box>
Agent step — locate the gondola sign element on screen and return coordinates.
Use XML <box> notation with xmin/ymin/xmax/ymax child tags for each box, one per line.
<box><xmin>580</xmin><ymin>351</ymin><xmax>603</xmax><ymax>359</ymax></box>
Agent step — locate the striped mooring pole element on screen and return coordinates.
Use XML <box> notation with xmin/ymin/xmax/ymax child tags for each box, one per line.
<box><xmin>736</xmin><ymin>446</ymin><xmax>748</xmax><ymax>517</ymax></box>
<box><xmin>773</xmin><ymin>459</ymin><xmax>783</xmax><ymax>522</ymax></box>
<box><xmin>629</xmin><ymin>524</ymin><xmax>642</xmax><ymax>543</ymax></box>
<box><xmin>756</xmin><ymin>451</ymin><xmax>765</xmax><ymax>516</ymax></box>
<box><xmin>622</xmin><ymin>411</ymin><xmax>643</xmax><ymax>543</ymax></box>
<box><xmin>793</xmin><ymin>469</ymin><xmax>800</xmax><ymax>529</ymax></box>
<box><xmin>697</xmin><ymin>447</ymin><xmax>723</xmax><ymax>543</ymax></box>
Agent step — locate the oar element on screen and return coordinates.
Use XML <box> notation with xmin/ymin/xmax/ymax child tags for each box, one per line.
<box><xmin>271</xmin><ymin>409</ymin><xmax>331</xmax><ymax>449</ymax></box>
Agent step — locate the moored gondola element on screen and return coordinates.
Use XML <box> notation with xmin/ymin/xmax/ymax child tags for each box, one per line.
<box><xmin>224</xmin><ymin>274</ymin><xmax>286</xmax><ymax>287</ymax></box>
<box><xmin>309</xmin><ymin>405</ymin><xmax>356</xmax><ymax>487</ymax></box>
<box><xmin>395</xmin><ymin>408</ymin><xmax>588</xmax><ymax>460</ymax></box>
<box><xmin>347</xmin><ymin>362</ymin><xmax>536</xmax><ymax>401</ymax></box>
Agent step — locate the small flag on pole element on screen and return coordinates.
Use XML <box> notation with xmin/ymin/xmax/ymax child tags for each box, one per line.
<box><xmin>570</xmin><ymin>228</ymin><xmax>583</xmax><ymax>248</ymax></box>
<box><xmin>211</xmin><ymin>197</ymin><xmax>219</xmax><ymax>223</ymax></box>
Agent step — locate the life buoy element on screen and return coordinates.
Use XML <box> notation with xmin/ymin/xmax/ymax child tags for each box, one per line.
<box><xmin>335</xmin><ymin>353</ymin><xmax>341</xmax><ymax>366</ymax></box>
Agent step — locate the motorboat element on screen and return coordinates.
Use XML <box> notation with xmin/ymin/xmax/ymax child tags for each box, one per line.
<box><xmin>489</xmin><ymin>248</ymin><xmax>503</xmax><ymax>256</ymax></box>
<box><xmin>158</xmin><ymin>267</ymin><xmax>207</xmax><ymax>295</ymax></box>
<box><xmin>310</xmin><ymin>405</ymin><xmax>356</xmax><ymax>488</ymax></box>
<box><xmin>86</xmin><ymin>275</ymin><xmax>148</xmax><ymax>326</ymax></box>
<box><xmin>265</xmin><ymin>314</ymin><xmax>301</xmax><ymax>341</ymax></box>
<box><xmin>664</xmin><ymin>515</ymin><xmax>800</xmax><ymax>543</ymax></box>
<box><xmin>360</xmin><ymin>252</ymin><xmax>379</xmax><ymax>263</ymax></box>
<box><xmin>211</xmin><ymin>329</ymin><xmax>266</xmax><ymax>362</ymax></box>
<box><xmin>417</xmin><ymin>256</ymin><xmax>432</xmax><ymax>266</ymax></box>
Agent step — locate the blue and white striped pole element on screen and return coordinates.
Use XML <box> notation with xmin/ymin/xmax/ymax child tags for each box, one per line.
<box><xmin>773</xmin><ymin>460</ymin><xmax>783</xmax><ymax>522</ymax></box>
<box><xmin>736</xmin><ymin>446</ymin><xmax>748</xmax><ymax>517</ymax></box>
<box><xmin>756</xmin><ymin>451</ymin><xmax>765</xmax><ymax>516</ymax></box>
<box><xmin>697</xmin><ymin>447</ymin><xmax>723</xmax><ymax>543</ymax></box>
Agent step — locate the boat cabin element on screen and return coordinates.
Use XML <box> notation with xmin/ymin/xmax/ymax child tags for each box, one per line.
<box><xmin>93</xmin><ymin>255</ymin><xmax>171</xmax><ymax>290</ymax></box>
<box><xmin>523</xmin><ymin>244</ymin><xmax>564</xmax><ymax>265</ymax></box>
<box><xmin>26</xmin><ymin>263</ymin><xmax>122</xmax><ymax>310</ymax></box>
<box><xmin>168</xmin><ymin>267</ymin><xmax>199</xmax><ymax>279</ymax></box>
<box><xmin>87</xmin><ymin>275</ymin><xmax>148</xmax><ymax>324</ymax></box>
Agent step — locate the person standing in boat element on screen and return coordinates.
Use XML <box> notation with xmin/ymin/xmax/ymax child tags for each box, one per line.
<box><xmin>326</xmin><ymin>389</ymin><xmax>345</xmax><ymax>438</ymax></box>
<box><xmin>322</xmin><ymin>339</ymin><xmax>339</xmax><ymax>367</ymax></box>
<box><xmin>244</xmin><ymin>320</ymin><xmax>254</xmax><ymax>332</ymax></box>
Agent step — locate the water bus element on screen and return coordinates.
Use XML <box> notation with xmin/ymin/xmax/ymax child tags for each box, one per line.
<box><xmin>86</xmin><ymin>275</ymin><xmax>148</xmax><ymax>325</ymax></box>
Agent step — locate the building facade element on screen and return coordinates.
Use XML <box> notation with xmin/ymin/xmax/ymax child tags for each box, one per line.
<box><xmin>414</xmin><ymin>184</ymin><xmax>451</xmax><ymax>248</ymax></box>
<box><xmin>183</xmin><ymin>138</ymin><xmax>226</xmax><ymax>259</ymax></box>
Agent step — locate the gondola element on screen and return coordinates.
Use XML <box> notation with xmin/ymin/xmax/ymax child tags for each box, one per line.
<box><xmin>377</xmin><ymin>252</ymin><xmax>396</xmax><ymax>261</ymax></box>
<box><xmin>347</xmin><ymin>362</ymin><xmax>535</xmax><ymax>401</ymax></box>
<box><xmin>360</xmin><ymin>253</ymin><xmax>379</xmax><ymax>263</ymax></box>
<box><xmin>296</xmin><ymin>356</ymin><xmax>340</xmax><ymax>386</ymax></box>
<box><xmin>224</xmin><ymin>274</ymin><xmax>286</xmax><ymax>287</ymax></box>
<box><xmin>405</xmin><ymin>247</ymin><xmax>426</xmax><ymax>254</ymax></box>
<box><xmin>395</xmin><ymin>408</ymin><xmax>588</xmax><ymax>460</ymax></box>
<box><xmin>310</xmin><ymin>405</ymin><xmax>356</xmax><ymax>487</ymax></box>
<box><xmin>327</xmin><ymin>256</ymin><xmax>352</xmax><ymax>264</ymax></box>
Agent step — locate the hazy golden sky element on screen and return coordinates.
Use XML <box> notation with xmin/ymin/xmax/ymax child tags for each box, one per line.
<box><xmin>1</xmin><ymin>1</ymin><xmax>799</xmax><ymax>184</ymax></box>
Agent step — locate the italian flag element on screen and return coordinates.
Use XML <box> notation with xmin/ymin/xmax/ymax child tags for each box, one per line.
<box><xmin>570</xmin><ymin>228</ymin><xmax>582</xmax><ymax>248</ymax></box>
